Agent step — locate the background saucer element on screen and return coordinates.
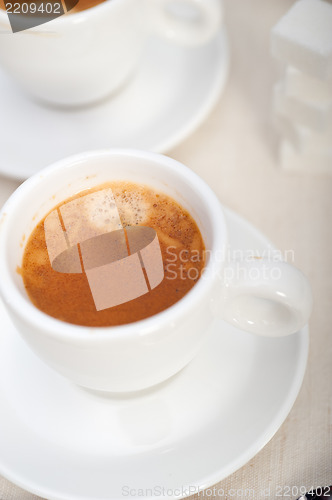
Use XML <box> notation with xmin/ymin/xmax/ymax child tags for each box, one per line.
<box><xmin>0</xmin><ymin>209</ymin><xmax>308</xmax><ymax>500</ymax></box>
<box><xmin>0</xmin><ymin>30</ymin><xmax>229</xmax><ymax>180</ymax></box>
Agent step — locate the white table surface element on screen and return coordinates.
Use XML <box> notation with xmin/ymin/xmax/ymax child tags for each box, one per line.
<box><xmin>0</xmin><ymin>0</ymin><xmax>331</xmax><ymax>498</ymax></box>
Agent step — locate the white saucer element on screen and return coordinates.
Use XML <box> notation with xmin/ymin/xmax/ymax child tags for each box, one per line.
<box><xmin>0</xmin><ymin>30</ymin><xmax>229</xmax><ymax>181</ymax></box>
<box><xmin>0</xmin><ymin>209</ymin><xmax>309</xmax><ymax>500</ymax></box>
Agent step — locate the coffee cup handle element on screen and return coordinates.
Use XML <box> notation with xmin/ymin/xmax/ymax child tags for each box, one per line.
<box><xmin>149</xmin><ymin>0</ymin><xmax>223</xmax><ymax>46</ymax></box>
<box><xmin>212</xmin><ymin>258</ymin><xmax>313</xmax><ymax>337</ymax></box>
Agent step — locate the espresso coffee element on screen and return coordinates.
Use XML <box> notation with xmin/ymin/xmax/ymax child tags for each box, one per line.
<box><xmin>21</xmin><ymin>182</ymin><xmax>205</xmax><ymax>327</ymax></box>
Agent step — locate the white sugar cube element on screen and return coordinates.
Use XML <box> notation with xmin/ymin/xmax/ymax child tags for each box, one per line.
<box><xmin>273</xmin><ymin>112</ymin><xmax>303</xmax><ymax>150</ymax></box>
<box><xmin>274</xmin><ymin>108</ymin><xmax>332</xmax><ymax>152</ymax></box>
<box><xmin>280</xmin><ymin>140</ymin><xmax>332</xmax><ymax>173</ymax></box>
<box><xmin>271</xmin><ymin>0</ymin><xmax>332</xmax><ymax>80</ymax></box>
<box><xmin>285</xmin><ymin>66</ymin><xmax>332</xmax><ymax>102</ymax></box>
<box><xmin>300</xmin><ymin>124</ymin><xmax>332</xmax><ymax>152</ymax></box>
<box><xmin>273</xmin><ymin>82</ymin><xmax>332</xmax><ymax>131</ymax></box>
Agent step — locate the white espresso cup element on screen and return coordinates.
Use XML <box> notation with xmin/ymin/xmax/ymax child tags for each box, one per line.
<box><xmin>0</xmin><ymin>150</ymin><xmax>312</xmax><ymax>392</ymax></box>
<box><xmin>0</xmin><ymin>0</ymin><xmax>223</xmax><ymax>106</ymax></box>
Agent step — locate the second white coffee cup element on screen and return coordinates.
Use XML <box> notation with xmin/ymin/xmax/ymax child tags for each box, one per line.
<box><xmin>0</xmin><ymin>0</ymin><xmax>223</xmax><ymax>106</ymax></box>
